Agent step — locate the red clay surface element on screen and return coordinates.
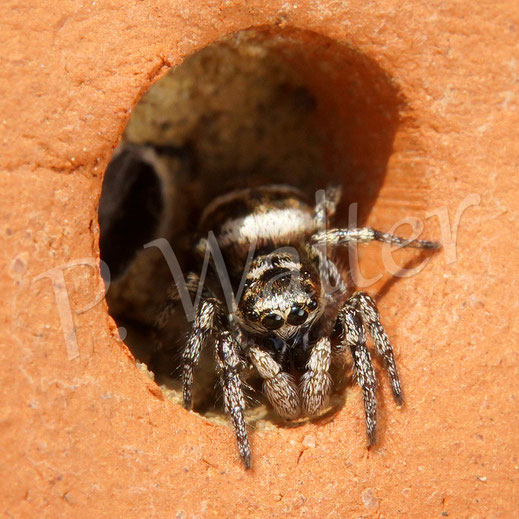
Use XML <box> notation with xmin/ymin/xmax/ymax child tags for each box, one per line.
<box><xmin>1</xmin><ymin>1</ymin><xmax>518</xmax><ymax>517</ymax></box>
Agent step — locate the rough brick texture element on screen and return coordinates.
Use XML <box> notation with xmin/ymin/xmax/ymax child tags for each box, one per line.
<box><xmin>1</xmin><ymin>1</ymin><xmax>518</xmax><ymax>517</ymax></box>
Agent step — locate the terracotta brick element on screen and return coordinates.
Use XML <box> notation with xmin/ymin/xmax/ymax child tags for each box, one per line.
<box><xmin>1</xmin><ymin>1</ymin><xmax>518</xmax><ymax>517</ymax></box>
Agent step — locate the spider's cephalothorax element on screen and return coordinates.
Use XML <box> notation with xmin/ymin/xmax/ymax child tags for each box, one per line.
<box><xmin>158</xmin><ymin>184</ymin><xmax>440</xmax><ymax>468</ymax></box>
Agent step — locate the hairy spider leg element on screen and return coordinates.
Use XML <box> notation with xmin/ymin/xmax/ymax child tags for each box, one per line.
<box><xmin>216</xmin><ymin>331</ymin><xmax>251</xmax><ymax>468</ymax></box>
<box><xmin>311</xmin><ymin>227</ymin><xmax>441</xmax><ymax>249</ymax></box>
<box><xmin>306</xmin><ymin>243</ymin><xmax>348</xmax><ymax>297</ymax></box>
<box><xmin>182</xmin><ymin>298</ymin><xmax>219</xmax><ymax>409</ymax></box>
<box><xmin>249</xmin><ymin>347</ymin><xmax>300</xmax><ymax>419</ymax></box>
<box><xmin>314</xmin><ymin>183</ymin><xmax>342</xmax><ymax>229</ymax></box>
<box><xmin>351</xmin><ymin>292</ymin><xmax>403</xmax><ymax>404</ymax></box>
<box><xmin>300</xmin><ymin>336</ymin><xmax>333</xmax><ymax>415</ymax></box>
<box><xmin>335</xmin><ymin>302</ymin><xmax>378</xmax><ymax>444</ymax></box>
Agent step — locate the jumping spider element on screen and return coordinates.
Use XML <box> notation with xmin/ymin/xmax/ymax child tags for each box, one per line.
<box><xmin>157</xmin><ymin>184</ymin><xmax>440</xmax><ymax>468</ymax></box>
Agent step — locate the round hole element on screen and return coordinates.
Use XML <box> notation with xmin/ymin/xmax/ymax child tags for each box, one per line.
<box><xmin>99</xmin><ymin>27</ymin><xmax>401</xmax><ymax>425</ymax></box>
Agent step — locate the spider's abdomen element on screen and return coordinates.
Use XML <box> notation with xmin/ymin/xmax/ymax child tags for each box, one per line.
<box><xmin>198</xmin><ymin>185</ymin><xmax>316</xmax><ymax>259</ymax></box>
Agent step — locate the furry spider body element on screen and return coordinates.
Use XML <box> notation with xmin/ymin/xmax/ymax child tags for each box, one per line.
<box><xmin>159</xmin><ymin>184</ymin><xmax>439</xmax><ymax>468</ymax></box>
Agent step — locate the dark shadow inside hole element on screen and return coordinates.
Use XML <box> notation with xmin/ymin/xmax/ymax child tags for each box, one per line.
<box><xmin>99</xmin><ymin>147</ymin><xmax>164</xmax><ymax>280</ymax></box>
<box><xmin>98</xmin><ymin>27</ymin><xmax>402</xmax><ymax>425</ymax></box>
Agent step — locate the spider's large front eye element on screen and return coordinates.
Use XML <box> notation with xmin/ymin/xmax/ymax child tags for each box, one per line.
<box><xmin>287</xmin><ymin>305</ymin><xmax>308</xmax><ymax>325</ymax></box>
<box><xmin>262</xmin><ymin>313</ymin><xmax>284</xmax><ymax>330</ymax></box>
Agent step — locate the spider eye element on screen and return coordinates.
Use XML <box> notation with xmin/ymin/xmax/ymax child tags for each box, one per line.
<box><xmin>307</xmin><ymin>298</ymin><xmax>318</xmax><ymax>311</ymax></box>
<box><xmin>287</xmin><ymin>305</ymin><xmax>308</xmax><ymax>326</ymax></box>
<box><xmin>249</xmin><ymin>310</ymin><xmax>260</xmax><ymax>322</ymax></box>
<box><xmin>262</xmin><ymin>313</ymin><xmax>284</xmax><ymax>330</ymax></box>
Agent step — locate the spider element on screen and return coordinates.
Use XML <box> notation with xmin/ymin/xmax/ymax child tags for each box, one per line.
<box><xmin>157</xmin><ymin>184</ymin><xmax>440</xmax><ymax>468</ymax></box>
